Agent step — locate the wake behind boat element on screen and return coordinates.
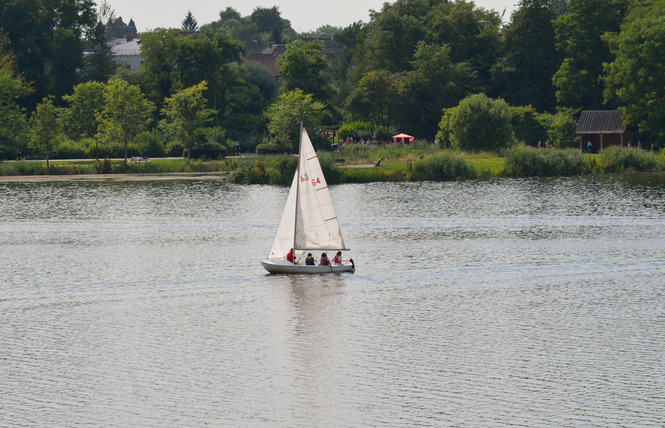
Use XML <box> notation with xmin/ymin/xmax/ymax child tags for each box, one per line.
<box><xmin>262</xmin><ymin>124</ymin><xmax>355</xmax><ymax>274</ymax></box>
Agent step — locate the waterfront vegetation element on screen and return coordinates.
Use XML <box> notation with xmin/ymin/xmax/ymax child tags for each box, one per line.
<box><xmin>2</xmin><ymin>144</ymin><xmax>663</xmax><ymax>185</ymax></box>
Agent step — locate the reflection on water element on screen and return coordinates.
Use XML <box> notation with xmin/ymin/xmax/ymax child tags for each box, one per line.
<box><xmin>1</xmin><ymin>175</ymin><xmax>665</xmax><ymax>426</ymax></box>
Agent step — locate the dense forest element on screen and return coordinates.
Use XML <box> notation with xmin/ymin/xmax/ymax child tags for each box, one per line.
<box><xmin>0</xmin><ymin>0</ymin><xmax>664</xmax><ymax>161</ymax></box>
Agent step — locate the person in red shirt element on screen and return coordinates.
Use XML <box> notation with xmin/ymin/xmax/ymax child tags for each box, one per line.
<box><xmin>286</xmin><ymin>248</ymin><xmax>297</xmax><ymax>264</ymax></box>
<box><xmin>332</xmin><ymin>251</ymin><xmax>343</xmax><ymax>265</ymax></box>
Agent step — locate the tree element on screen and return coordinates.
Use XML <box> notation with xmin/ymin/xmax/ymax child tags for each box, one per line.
<box><xmin>140</xmin><ymin>29</ymin><xmax>245</xmax><ymax>118</ymax></box>
<box><xmin>81</xmin><ymin>21</ymin><xmax>117</xmax><ymax>83</ymax></box>
<box><xmin>267</xmin><ymin>89</ymin><xmax>326</xmax><ymax>152</ymax></box>
<box><xmin>438</xmin><ymin>93</ymin><xmax>513</xmax><ymax>152</ymax></box>
<box><xmin>604</xmin><ymin>2</ymin><xmax>665</xmax><ymax>143</ymax></box>
<box><xmin>553</xmin><ymin>0</ymin><xmax>630</xmax><ymax>109</ymax></box>
<box><xmin>0</xmin><ymin>38</ymin><xmax>33</xmax><ymax>153</ymax></box>
<box><xmin>0</xmin><ymin>0</ymin><xmax>98</xmax><ymax>108</ymax></box>
<box><xmin>28</xmin><ymin>96</ymin><xmax>62</xmax><ymax>168</ymax></box>
<box><xmin>182</xmin><ymin>10</ymin><xmax>198</xmax><ymax>32</ymax></box>
<box><xmin>493</xmin><ymin>0</ymin><xmax>563</xmax><ymax>111</ymax></box>
<box><xmin>277</xmin><ymin>40</ymin><xmax>336</xmax><ymax>102</ymax></box>
<box><xmin>344</xmin><ymin>71</ymin><xmax>404</xmax><ymax>128</ymax></box>
<box><xmin>97</xmin><ymin>79</ymin><xmax>155</xmax><ymax>163</ymax></box>
<box><xmin>62</xmin><ymin>81</ymin><xmax>106</xmax><ymax>158</ymax></box>
<box><xmin>404</xmin><ymin>42</ymin><xmax>475</xmax><ymax>138</ymax></box>
<box><xmin>425</xmin><ymin>0</ymin><xmax>502</xmax><ymax>94</ymax></box>
<box><xmin>223</xmin><ymin>61</ymin><xmax>277</xmax><ymax>143</ymax></box>
<box><xmin>159</xmin><ymin>82</ymin><xmax>216</xmax><ymax>159</ymax></box>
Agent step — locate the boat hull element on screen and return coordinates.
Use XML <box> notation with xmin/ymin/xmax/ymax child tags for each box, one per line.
<box><xmin>262</xmin><ymin>259</ymin><xmax>355</xmax><ymax>274</ymax></box>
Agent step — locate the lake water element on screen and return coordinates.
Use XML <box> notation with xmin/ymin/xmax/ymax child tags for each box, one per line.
<box><xmin>1</xmin><ymin>175</ymin><xmax>664</xmax><ymax>427</ymax></box>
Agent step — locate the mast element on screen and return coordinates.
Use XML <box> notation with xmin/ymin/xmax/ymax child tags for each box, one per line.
<box><xmin>293</xmin><ymin>122</ymin><xmax>303</xmax><ymax>251</ymax></box>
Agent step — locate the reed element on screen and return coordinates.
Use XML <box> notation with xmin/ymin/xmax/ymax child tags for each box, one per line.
<box><xmin>505</xmin><ymin>147</ymin><xmax>590</xmax><ymax>177</ymax></box>
<box><xmin>411</xmin><ymin>153</ymin><xmax>478</xmax><ymax>181</ymax></box>
<box><xmin>598</xmin><ymin>146</ymin><xmax>660</xmax><ymax>173</ymax></box>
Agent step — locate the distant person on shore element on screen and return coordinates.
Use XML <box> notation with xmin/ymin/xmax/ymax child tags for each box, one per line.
<box><xmin>16</xmin><ymin>148</ymin><xmax>21</xmax><ymax>160</ymax></box>
<box><xmin>305</xmin><ymin>253</ymin><xmax>315</xmax><ymax>265</ymax></box>
<box><xmin>545</xmin><ymin>140</ymin><xmax>550</xmax><ymax>149</ymax></box>
<box><xmin>320</xmin><ymin>253</ymin><xmax>329</xmax><ymax>266</ymax></box>
<box><xmin>235</xmin><ymin>142</ymin><xmax>240</xmax><ymax>156</ymax></box>
<box><xmin>538</xmin><ymin>141</ymin><xmax>542</xmax><ymax>149</ymax></box>
<box><xmin>587</xmin><ymin>141</ymin><xmax>592</xmax><ymax>153</ymax></box>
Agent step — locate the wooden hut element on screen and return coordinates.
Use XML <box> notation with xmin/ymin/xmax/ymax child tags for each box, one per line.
<box><xmin>576</xmin><ymin>110</ymin><xmax>631</xmax><ymax>153</ymax></box>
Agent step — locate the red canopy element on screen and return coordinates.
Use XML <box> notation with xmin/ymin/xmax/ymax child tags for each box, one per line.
<box><xmin>392</xmin><ymin>133</ymin><xmax>415</xmax><ymax>143</ymax></box>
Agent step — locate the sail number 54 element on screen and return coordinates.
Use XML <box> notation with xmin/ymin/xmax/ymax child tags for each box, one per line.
<box><xmin>301</xmin><ymin>174</ymin><xmax>321</xmax><ymax>186</ymax></box>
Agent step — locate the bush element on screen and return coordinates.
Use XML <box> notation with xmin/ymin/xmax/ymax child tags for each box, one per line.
<box><xmin>511</xmin><ymin>105</ymin><xmax>548</xmax><ymax>147</ymax></box>
<box><xmin>256</xmin><ymin>143</ymin><xmax>289</xmax><ymax>154</ymax></box>
<box><xmin>310</xmin><ymin>135</ymin><xmax>333</xmax><ymax>151</ymax></box>
<box><xmin>599</xmin><ymin>146</ymin><xmax>659</xmax><ymax>173</ymax></box>
<box><xmin>53</xmin><ymin>139</ymin><xmax>87</xmax><ymax>159</ymax></box>
<box><xmin>411</xmin><ymin>153</ymin><xmax>478</xmax><ymax>181</ymax></box>
<box><xmin>190</xmin><ymin>142</ymin><xmax>227</xmax><ymax>160</ymax></box>
<box><xmin>442</xmin><ymin>93</ymin><xmax>513</xmax><ymax>152</ymax></box>
<box><xmin>505</xmin><ymin>147</ymin><xmax>590</xmax><ymax>176</ymax></box>
<box><xmin>338</xmin><ymin>120</ymin><xmax>373</xmax><ymax>142</ymax></box>
<box><xmin>166</xmin><ymin>140</ymin><xmax>184</xmax><ymax>157</ymax></box>
<box><xmin>95</xmin><ymin>158</ymin><xmax>113</xmax><ymax>174</ymax></box>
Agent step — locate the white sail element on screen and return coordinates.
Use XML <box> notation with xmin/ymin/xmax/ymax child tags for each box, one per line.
<box><xmin>267</xmin><ymin>169</ymin><xmax>298</xmax><ymax>260</ymax></box>
<box><xmin>267</xmin><ymin>126</ymin><xmax>347</xmax><ymax>260</ymax></box>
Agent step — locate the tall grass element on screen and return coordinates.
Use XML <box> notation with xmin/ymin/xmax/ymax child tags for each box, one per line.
<box><xmin>411</xmin><ymin>153</ymin><xmax>478</xmax><ymax>181</ymax></box>
<box><xmin>598</xmin><ymin>146</ymin><xmax>659</xmax><ymax>173</ymax></box>
<box><xmin>505</xmin><ymin>147</ymin><xmax>590</xmax><ymax>177</ymax></box>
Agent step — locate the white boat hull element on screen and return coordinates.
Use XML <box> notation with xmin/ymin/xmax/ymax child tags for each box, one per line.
<box><xmin>262</xmin><ymin>259</ymin><xmax>355</xmax><ymax>274</ymax></box>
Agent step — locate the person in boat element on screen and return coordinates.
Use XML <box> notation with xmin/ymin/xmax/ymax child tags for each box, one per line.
<box><xmin>320</xmin><ymin>253</ymin><xmax>329</xmax><ymax>266</ymax></box>
<box><xmin>332</xmin><ymin>251</ymin><xmax>343</xmax><ymax>265</ymax></box>
<box><xmin>286</xmin><ymin>248</ymin><xmax>297</xmax><ymax>264</ymax></box>
<box><xmin>305</xmin><ymin>253</ymin><xmax>315</xmax><ymax>265</ymax></box>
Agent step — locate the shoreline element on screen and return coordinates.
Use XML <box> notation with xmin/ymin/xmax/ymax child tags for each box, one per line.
<box><xmin>0</xmin><ymin>172</ymin><xmax>229</xmax><ymax>183</ymax></box>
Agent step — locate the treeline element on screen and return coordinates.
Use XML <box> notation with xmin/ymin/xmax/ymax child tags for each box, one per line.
<box><xmin>1</xmin><ymin>0</ymin><xmax>664</xmax><ymax>162</ymax></box>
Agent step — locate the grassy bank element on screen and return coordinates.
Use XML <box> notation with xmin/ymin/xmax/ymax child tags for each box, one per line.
<box><xmin>1</xmin><ymin>145</ymin><xmax>663</xmax><ymax>184</ymax></box>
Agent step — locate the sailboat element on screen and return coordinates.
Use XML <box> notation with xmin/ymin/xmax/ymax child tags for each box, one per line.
<box><xmin>262</xmin><ymin>124</ymin><xmax>355</xmax><ymax>274</ymax></box>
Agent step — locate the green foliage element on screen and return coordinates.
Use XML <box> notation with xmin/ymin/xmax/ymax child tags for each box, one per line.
<box><xmin>277</xmin><ymin>40</ymin><xmax>335</xmax><ymax>102</ymax></box>
<box><xmin>494</xmin><ymin>0</ymin><xmax>562</xmax><ymax>111</ymax></box>
<box><xmin>604</xmin><ymin>2</ymin><xmax>665</xmax><ymax>143</ymax></box>
<box><xmin>96</xmin><ymin>158</ymin><xmax>112</xmax><ymax>174</ymax></box>
<box><xmin>140</xmin><ymin>29</ymin><xmax>245</xmax><ymax>116</ymax></box>
<box><xmin>440</xmin><ymin>94</ymin><xmax>513</xmax><ymax>152</ymax></box>
<box><xmin>338</xmin><ymin>121</ymin><xmax>374</xmax><ymax>141</ymax></box>
<box><xmin>505</xmin><ymin>146</ymin><xmax>591</xmax><ymax>176</ymax></box>
<box><xmin>0</xmin><ymin>39</ymin><xmax>31</xmax><ymax>148</ymax></box>
<box><xmin>97</xmin><ymin>79</ymin><xmax>156</xmax><ymax>162</ymax></box>
<box><xmin>404</xmin><ymin>42</ymin><xmax>474</xmax><ymax>138</ymax></box>
<box><xmin>182</xmin><ymin>10</ymin><xmax>198</xmax><ymax>32</ymax></box>
<box><xmin>256</xmin><ymin>143</ymin><xmax>289</xmax><ymax>154</ymax></box>
<box><xmin>53</xmin><ymin>138</ymin><xmax>87</xmax><ymax>159</ymax></box>
<box><xmin>62</xmin><ymin>81</ymin><xmax>106</xmax><ymax>140</ymax></box>
<box><xmin>510</xmin><ymin>105</ymin><xmax>548</xmax><ymax>147</ymax></box>
<box><xmin>266</xmin><ymin>89</ymin><xmax>326</xmax><ymax>152</ymax></box>
<box><xmin>159</xmin><ymin>82</ymin><xmax>217</xmax><ymax>159</ymax></box>
<box><xmin>544</xmin><ymin>109</ymin><xmax>579</xmax><ymax>149</ymax></box>
<box><xmin>0</xmin><ymin>0</ymin><xmax>97</xmax><ymax>107</ymax></box>
<box><xmin>598</xmin><ymin>146</ymin><xmax>659</xmax><ymax>173</ymax></box>
<box><xmin>344</xmin><ymin>71</ymin><xmax>404</xmax><ymax>128</ymax></box>
<box><xmin>553</xmin><ymin>0</ymin><xmax>630</xmax><ymax>109</ymax></box>
<box><xmin>411</xmin><ymin>153</ymin><xmax>478</xmax><ymax>181</ymax></box>
<box><xmin>28</xmin><ymin>96</ymin><xmax>62</xmax><ymax>168</ymax></box>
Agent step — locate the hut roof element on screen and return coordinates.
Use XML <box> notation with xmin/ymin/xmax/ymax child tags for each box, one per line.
<box><xmin>576</xmin><ymin>110</ymin><xmax>626</xmax><ymax>134</ymax></box>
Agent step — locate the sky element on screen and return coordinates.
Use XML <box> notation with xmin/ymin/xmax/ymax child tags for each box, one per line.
<box><xmin>101</xmin><ymin>0</ymin><xmax>519</xmax><ymax>34</ymax></box>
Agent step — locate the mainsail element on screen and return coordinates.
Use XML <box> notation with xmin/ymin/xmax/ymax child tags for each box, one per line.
<box><xmin>267</xmin><ymin>126</ymin><xmax>347</xmax><ymax>260</ymax></box>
